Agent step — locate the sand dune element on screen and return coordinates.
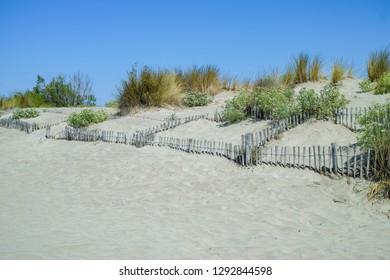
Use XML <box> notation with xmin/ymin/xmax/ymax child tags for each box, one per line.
<box><xmin>1</xmin><ymin>80</ymin><xmax>389</xmax><ymax>260</ymax></box>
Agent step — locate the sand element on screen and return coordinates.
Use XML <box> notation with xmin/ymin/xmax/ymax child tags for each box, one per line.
<box><xmin>1</xmin><ymin>79</ymin><xmax>389</xmax><ymax>260</ymax></box>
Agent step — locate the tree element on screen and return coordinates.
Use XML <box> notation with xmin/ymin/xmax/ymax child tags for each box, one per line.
<box><xmin>70</xmin><ymin>72</ymin><xmax>96</xmax><ymax>106</ymax></box>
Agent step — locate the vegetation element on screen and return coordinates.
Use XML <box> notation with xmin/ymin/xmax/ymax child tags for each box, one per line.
<box><xmin>374</xmin><ymin>72</ymin><xmax>390</xmax><ymax>94</ymax></box>
<box><xmin>12</xmin><ymin>108</ymin><xmax>40</xmax><ymax>120</ymax></box>
<box><xmin>308</xmin><ymin>55</ymin><xmax>323</xmax><ymax>82</ymax></box>
<box><xmin>367</xmin><ymin>47</ymin><xmax>390</xmax><ymax>82</ymax></box>
<box><xmin>0</xmin><ymin>73</ymin><xmax>96</xmax><ymax>109</ymax></box>
<box><xmin>181</xmin><ymin>91</ymin><xmax>212</xmax><ymax>107</ymax></box>
<box><xmin>176</xmin><ymin>65</ymin><xmax>222</xmax><ymax>95</ymax></box>
<box><xmin>105</xmin><ymin>100</ymin><xmax>119</xmax><ymax>108</ymax></box>
<box><xmin>222</xmin><ymin>83</ymin><xmax>348</xmax><ymax>123</ymax></box>
<box><xmin>118</xmin><ymin>66</ymin><xmax>182</xmax><ymax>115</ymax></box>
<box><xmin>67</xmin><ymin>109</ymin><xmax>108</xmax><ymax>128</ymax></box>
<box><xmin>357</xmin><ymin>102</ymin><xmax>390</xmax><ymax>199</ymax></box>
<box><xmin>253</xmin><ymin>71</ymin><xmax>282</xmax><ymax>89</ymax></box>
<box><xmin>359</xmin><ymin>79</ymin><xmax>376</xmax><ymax>92</ymax></box>
<box><xmin>331</xmin><ymin>60</ymin><xmax>345</xmax><ymax>84</ymax></box>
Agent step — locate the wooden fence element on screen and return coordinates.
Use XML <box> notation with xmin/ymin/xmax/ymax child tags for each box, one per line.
<box><xmin>0</xmin><ymin>116</ymin><xmax>68</xmax><ymax>134</ymax></box>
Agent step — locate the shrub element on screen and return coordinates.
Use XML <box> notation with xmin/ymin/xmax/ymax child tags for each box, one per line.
<box><xmin>12</xmin><ymin>108</ymin><xmax>40</xmax><ymax>120</ymax></box>
<box><xmin>67</xmin><ymin>109</ymin><xmax>108</xmax><ymax>128</ymax></box>
<box><xmin>298</xmin><ymin>88</ymin><xmax>318</xmax><ymax>116</ymax></box>
<box><xmin>331</xmin><ymin>60</ymin><xmax>345</xmax><ymax>84</ymax></box>
<box><xmin>359</xmin><ymin>79</ymin><xmax>376</xmax><ymax>92</ymax></box>
<box><xmin>357</xmin><ymin>102</ymin><xmax>390</xmax><ymax>198</ymax></box>
<box><xmin>181</xmin><ymin>91</ymin><xmax>212</xmax><ymax>107</ymax></box>
<box><xmin>222</xmin><ymin>91</ymin><xmax>250</xmax><ymax>123</ymax></box>
<box><xmin>118</xmin><ymin>66</ymin><xmax>182</xmax><ymax>115</ymax></box>
<box><xmin>367</xmin><ymin>47</ymin><xmax>390</xmax><ymax>82</ymax></box>
<box><xmin>317</xmin><ymin>84</ymin><xmax>349</xmax><ymax>118</ymax></box>
<box><xmin>374</xmin><ymin>72</ymin><xmax>390</xmax><ymax>94</ymax></box>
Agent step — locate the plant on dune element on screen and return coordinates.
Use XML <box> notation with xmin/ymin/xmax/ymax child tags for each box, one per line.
<box><xmin>253</xmin><ymin>70</ymin><xmax>282</xmax><ymax>89</ymax></box>
<box><xmin>281</xmin><ymin>64</ymin><xmax>295</xmax><ymax>87</ymax></box>
<box><xmin>221</xmin><ymin>75</ymin><xmax>241</xmax><ymax>91</ymax></box>
<box><xmin>308</xmin><ymin>55</ymin><xmax>323</xmax><ymax>82</ymax></box>
<box><xmin>293</xmin><ymin>53</ymin><xmax>309</xmax><ymax>84</ymax></box>
<box><xmin>222</xmin><ymin>91</ymin><xmax>250</xmax><ymax>123</ymax></box>
<box><xmin>346</xmin><ymin>61</ymin><xmax>357</xmax><ymax>79</ymax></box>
<box><xmin>359</xmin><ymin>79</ymin><xmax>376</xmax><ymax>93</ymax></box>
<box><xmin>317</xmin><ymin>84</ymin><xmax>349</xmax><ymax>119</ymax></box>
<box><xmin>105</xmin><ymin>100</ymin><xmax>119</xmax><ymax>108</ymax></box>
<box><xmin>374</xmin><ymin>72</ymin><xmax>390</xmax><ymax>94</ymax></box>
<box><xmin>298</xmin><ymin>88</ymin><xmax>319</xmax><ymax>116</ymax></box>
<box><xmin>118</xmin><ymin>66</ymin><xmax>182</xmax><ymax>115</ymax></box>
<box><xmin>179</xmin><ymin>65</ymin><xmax>222</xmax><ymax>95</ymax></box>
<box><xmin>357</xmin><ymin>102</ymin><xmax>390</xmax><ymax>199</ymax></box>
<box><xmin>367</xmin><ymin>47</ymin><xmax>390</xmax><ymax>82</ymax></box>
<box><xmin>12</xmin><ymin>108</ymin><xmax>40</xmax><ymax>120</ymax></box>
<box><xmin>181</xmin><ymin>91</ymin><xmax>212</xmax><ymax>107</ymax></box>
<box><xmin>331</xmin><ymin>60</ymin><xmax>346</xmax><ymax>84</ymax></box>
<box><xmin>67</xmin><ymin>109</ymin><xmax>108</xmax><ymax>128</ymax></box>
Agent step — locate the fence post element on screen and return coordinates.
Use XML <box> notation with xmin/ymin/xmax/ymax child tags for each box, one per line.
<box><xmin>331</xmin><ymin>143</ymin><xmax>337</xmax><ymax>174</ymax></box>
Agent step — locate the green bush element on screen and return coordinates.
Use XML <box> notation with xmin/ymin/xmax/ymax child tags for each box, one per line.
<box><xmin>12</xmin><ymin>108</ymin><xmax>40</xmax><ymax>120</ymax></box>
<box><xmin>357</xmin><ymin>102</ymin><xmax>390</xmax><ymax>198</ymax></box>
<box><xmin>67</xmin><ymin>109</ymin><xmax>108</xmax><ymax>128</ymax></box>
<box><xmin>317</xmin><ymin>84</ymin><xmax>349</xmax><ymax>118</ymax></box>
<box><xmin>181</xmin><ymin>91</ymin><xmax>212</xmax><ymax>107</ymax></box>
<box><xmin>374</xmin><ymin>72</ymin><xmax>390</xmax><ymax>95</ymax></box>
<box><xmin>359</xmin><ymin>79</ymin><xmax>376</xmax><ymax>92</ymax></box>
<box><xmin>105</xmin><ymin>100</ymin><xmax>119</xmax><ymax>108</ymax></box>
<box><xmin>298</xmin><ymin>88</ymin><xmax>318</xmax><ymax>115</ymax></box>
<box><xmin>222</xmin><ymin>91</ymin><xmax>250</xmax><ymax>123</ymax></box>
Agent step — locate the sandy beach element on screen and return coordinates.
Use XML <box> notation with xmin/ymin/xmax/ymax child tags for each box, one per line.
<box><xmin>1</xmin><ymin>79</ymin><xmax>389</xmax><ymax>260</ymax></box>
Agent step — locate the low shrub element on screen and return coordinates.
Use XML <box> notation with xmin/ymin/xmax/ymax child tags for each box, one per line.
<box><xmin>12</xmin><ymin>108</ymin><xmax>40</xmax><ymax>120</ymax></box>
<box><xmin>181</xmin><ymin>91</ymin><xmax>212</xmax><ymax>107</ymax></box>
<box><xmin>359</xmin><ymin>79</ymin><xmax>376</xmax><ymax>92</ymax></box>
<box><xmin>67</xmin><ymin>109</ymin><xmax>108</xmax><ymax>128</ymax></box>
<box><xmin>374</xmin><ymin>72</ymin><xmax>390</xmax><ymax>94</ymax></box>
<box><xmin>222</xmin><ymin>91</ymin><xmax>250</xmax><ymax>123</ymax></box>
<box><xmin>298</xmin><ymin>88</ymin><xmax>318</xmax><ymax>116</ymax></box>
<box><xmin>317</xmin><ymin>84</ymin><xmax>349</xmax><ymax>118</ymax></box>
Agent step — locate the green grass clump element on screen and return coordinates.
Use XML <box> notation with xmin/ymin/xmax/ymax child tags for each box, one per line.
<box><xmin>374</xmin><ymin>72</ymin><xmax>390</xmax><ymax>94</ymax></box>
<box><xmin>181</xmin><ymin>91</ymin><xmax>212</xmax><ymax>107</ymax></box>
<box><xmin>178</xmin><ymin>65</ymin><xmax>222</xmax><ymax>95</ymax></box>
<box><xmin>367</xmin><ymin>47</ymin><xmax>390</xmax><ymax>82</ymax></box>
<box><xmin>253</xmin><ymin>71</ymin><xmax>282</xmax><ymax>89</ymax></box>
<box><xmin>12</xmin><ymin>108</ymin><xmax>40</xmax><ymax>120</ymax></box>
<box><xmin>118</xmin><ymin>66</ymin><xmax>182</xmax><ymax>115</ymax></box>
<box><xmin>67</xmin><ymin>109</ymin><xmax>108</xmax><ymax>128</ymax></box>
<box><xmin>359</xmin><ymin>79</ymin><xmax>376</xmax><ymax>92</ymax></box>
<box><xmin>318</xmin><ymin>84</ymin><xmax>349</xmax><ymax>118</ymax></box>
<box><xmin>283</xmin><ymin>53</ymin><xmax>324</xmax><ymax>86</ymax></box>
<box><xmin>331</xmin><ymin>60</ymin><xmax>345</xmax><ymax>84</ymax></box>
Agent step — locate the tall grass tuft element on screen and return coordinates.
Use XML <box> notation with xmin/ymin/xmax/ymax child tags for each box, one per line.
<box><xmin>118</xmin><ymin>66</ymin><xmax>182</xmax><ymax>115</ymax></box>
<box><xmin>367</xmin><ymin>47</ymin><xmax>390</xmax><ymax>82</ymax></box>
<box><xmin>281</xmin><ymin>64</ymin><xmax>295</xmax><ymax>87</ymax></box>
<box><xmin>294</xmin><ymin>53</ymin><xmax>309</xmax><ymax>84</ymax></box>
<box><xmin>253</xmin><ymin>70</ymin><xmax>282</xmax><ymax>89</ymax></box>
<box><xmin>179</xmin><ymin>65</ymin><xmax>222</xmax><ymax>95</ymax></box>
<box><xmin>331</xmin><ymin>60</ymin><xmax>345</xmax><ymax>84</ymax></box>
<box><xmin>308</xmin><ymin>55</ymin><xmax>323</xmax><ymax>82</ymax></box>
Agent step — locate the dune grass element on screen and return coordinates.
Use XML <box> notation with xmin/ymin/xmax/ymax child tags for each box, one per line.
<box><xmin>331</xmin><ymin>60</ymin><xmax>345</xmax><ymax>84</ymax></box>
<box><xmin>308</xmin><ymin>55</ymin><xmax>323</xmax><ymax>82</ymax></box>
<box><xmin>177</xmin><ymin>65</ymin><xmax>222</xmax><ymax>95</ymax></box>
<box><xmin>367</xmin><ymin>47</ymin><xmax>390</xmax><ymax>82</ymax></box>
<box><xmin>118</xmin><ymin>66</ymin><xmax>182</xmax><ymax>115</ymax></box>
<box><xmin>293</xmin><ymin>53</ymin><xmax>310</xmax><ymax>84</ymax></box>
<box><xmin>283</xmin><ymin>53</ymin><xmax>324</xmax><ymax>86</ymax></box>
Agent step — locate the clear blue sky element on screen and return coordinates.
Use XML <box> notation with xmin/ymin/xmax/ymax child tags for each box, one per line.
<box><xmin>1</xmin><ymin>0</ymin><xmax>389</xmax><ymax>105</ymax></box>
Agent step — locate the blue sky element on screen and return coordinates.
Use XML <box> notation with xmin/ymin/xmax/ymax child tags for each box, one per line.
<box><xmin>1</xmin><ymin>0</ymin><xmax>389</xmax><ymax>105</ymax></box>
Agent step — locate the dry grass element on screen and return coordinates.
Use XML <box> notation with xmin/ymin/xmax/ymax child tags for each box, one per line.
<box><xmin>367</xmin><ymin>47</ymin><xmax>390</xmax><ymax>82</ymax></box>
<box><xmin>178</xmin><ymin>65</ymin><xmax>222</xmax><ymax>95</ymax></box>
<box><xmin>308</xmin><ymin>55</ymin><xmax>323</xmax><ymax>81</ymax></box>
<box><xmin>368</xmin><ymin>180</ymin><xmax>390</xmax><ymax>201</ymax></box>
<box><xmin>294</xmin><ymin>53</ymin><xmax>309</xmax><ymax>84</ymax></box>
<box><xmin>118</xmin><ymin>66</ymin><xmax>182</xmax><ymax>115</ymax></box>
<box><xmin>331</xmin><ymin>60</ymin><xmax>345</xmax><ymax>84</ymax></box>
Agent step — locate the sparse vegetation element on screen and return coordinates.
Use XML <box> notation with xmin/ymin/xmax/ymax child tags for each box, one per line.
<box><xmin>317</xmin><ymin>84</ymin><xmax>349</xmax><ymax>118</ymax></box>
<box><xmin>67</xmin><ymin>109</ymin><xmax>108</xmax><ymax>128</ymax></box>
<box><xmin>12</xmin><ymin>108</ymin><xmax>40</xmax><ymax>120</ymax></box>
<box><xmin>181</xmin><ymin>91</ymin><xmax>212</xmax><ymax>107</ymax></box>
<box><xmin>308</xmin><ymin>55</ymin><xmax>323</xmax><ymax>82</ymax></box>
<box><xmin>105</xmin><ymin>100</ymin><xmax>119</xmax><ymax>108</ymax></box>
<box><xmin>294</xmin><ymin>53</ymin><xmax>310</xmax><ymax>84</ymax></box>
<box><xmin>177</xmin><ymin>65</ymin><xmax>222</xmax><ymax>95</ymax></box>
<box><xmin>253</xmin><ymin>71</ymin><xmax>282</xmax><ymax>89</ymax></box>
<box><xmin>367</xmin><ymin>47</ymin><xmax>390</xmax><ymax>82</ymax></box>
